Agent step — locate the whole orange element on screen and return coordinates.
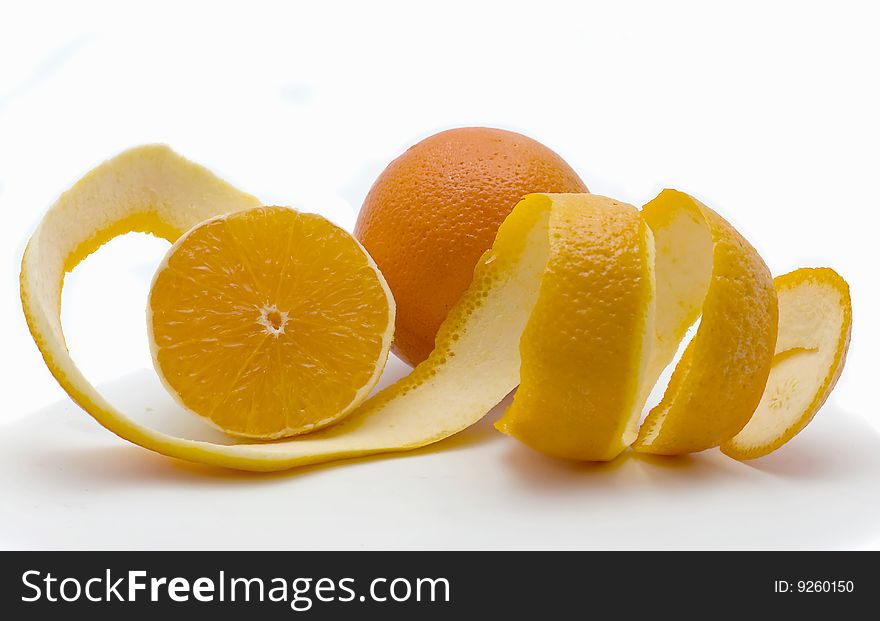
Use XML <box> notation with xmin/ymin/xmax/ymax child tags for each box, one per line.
<box><xmin>354</xmin><ymin>127</ymin><xmax>588</xmax><ymax>366</ymax></box>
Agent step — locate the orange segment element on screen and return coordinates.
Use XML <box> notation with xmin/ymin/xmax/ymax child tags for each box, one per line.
<box><xmin>148</xmin><ymin>206</ymin><xmax>395</xmax><ymax>439</ymax></box>
<box><xmin>721</xmin><ymin>268</ymin><xmax>852</xmax><ymax>460</ymax></box>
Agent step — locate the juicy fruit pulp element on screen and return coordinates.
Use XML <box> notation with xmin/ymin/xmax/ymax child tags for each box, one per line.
<box><xmin>21</xmin><ymin>145</ymin><xmax>851</xmax><ymax>472</ymax></box>
<box><xmin>355</xmin><ymin>127</ymin><xmax>588</xmax><ymax>366</ymax></box>
<box><xmin>149</xmin><ymin>207</ymin><xmax>395</xmax><ymax>439</ymax></box>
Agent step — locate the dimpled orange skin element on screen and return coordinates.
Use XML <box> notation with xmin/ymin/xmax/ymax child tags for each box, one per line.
<box><xmin>354</xmin><ymin>127</ymin><xmax>588</xmax><ymax>366</ymax></box>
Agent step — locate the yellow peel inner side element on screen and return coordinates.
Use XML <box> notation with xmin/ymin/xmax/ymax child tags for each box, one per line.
<box><xmin>22</xmin><ymin>145</ymin><xmax>843</xmax><ymax>471</ymax></box>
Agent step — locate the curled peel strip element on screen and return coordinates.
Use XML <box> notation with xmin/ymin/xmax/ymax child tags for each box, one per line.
<box><xmin>495</xmin><ymin>194</ymin><xmax>657</xmax><ymax>460</ymax></box>
<box><xmin>722</xmin><ymin>268</ymin><xmax>851</xmax><ymax>460</ymax></box>
<box><xmin>496</xmin><ymin>190</ymin><xmax>778</xmax><ymax>459</ymax></box>
<box><xmin>22</xmin><ymin>146</ymin><xmax>779</xmax><ymax>471</ymax></box>
<box><xmin>632</xmin><ymin>190</ymin><xmax>778</xmax><ymax>455</ymax></box>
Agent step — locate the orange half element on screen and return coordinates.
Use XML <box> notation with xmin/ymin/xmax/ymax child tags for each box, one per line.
<box><xmin>148</xmin><ymin>206</ymin><xmax>395</xmax><ymax>439</ymax></box>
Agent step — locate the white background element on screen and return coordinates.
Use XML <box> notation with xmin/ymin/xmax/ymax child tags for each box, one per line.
<box><xmin>1</xmin><ymin>0</ymin><xmax>879</xmax><ymax>549</ymax></box>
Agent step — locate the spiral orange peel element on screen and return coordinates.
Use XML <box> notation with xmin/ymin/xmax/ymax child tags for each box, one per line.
<box><xmin>20</xmin><ymin>146</ymin><xmax>849</xmax><ymax>471</ymax></box>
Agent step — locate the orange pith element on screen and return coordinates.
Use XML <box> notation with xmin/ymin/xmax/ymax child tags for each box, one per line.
<box><xmin>148</xmin><ymin>206</ymin><xmax>394</xmax><ymax>439</ymax></box>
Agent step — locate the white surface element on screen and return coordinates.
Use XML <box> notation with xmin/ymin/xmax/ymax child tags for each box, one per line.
<box><xmin>1</xmin><ymin>0</ymin><xmax>879</xmax><ymax>550</ymax></box>
<box><xmin>2</xmin><ymin>368</ymin><xmax>880</xmax><ymax>550</ymax></box>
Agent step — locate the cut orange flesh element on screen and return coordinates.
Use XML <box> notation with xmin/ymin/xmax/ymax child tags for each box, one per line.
<box><xmin>148</xmin><ymin>207</ymin><xmax>395</xmax><ymax>439</ymax></box>
<box><xmin>721</xmin><ymin>268</ymin><xmax>852</xmax><ymax>460</ymax></box>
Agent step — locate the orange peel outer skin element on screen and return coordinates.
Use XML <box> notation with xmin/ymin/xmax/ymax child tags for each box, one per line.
<box><xmin>495</xmin><ymin>195</ymin><xmax>655</xmax><ymax>461</ymax></box>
